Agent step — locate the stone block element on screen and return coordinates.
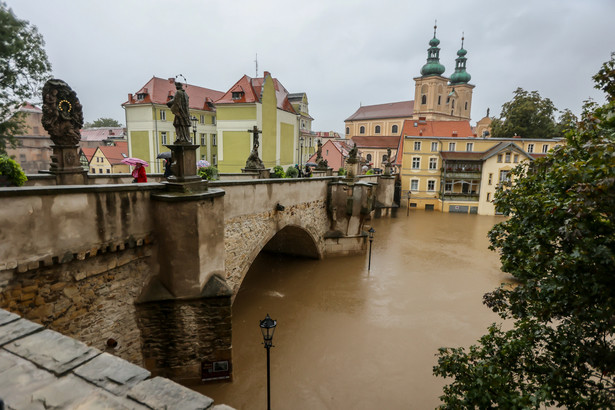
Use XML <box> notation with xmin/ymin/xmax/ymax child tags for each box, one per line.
<box><xmin>74</xmin><ymin>352</ymin><xmax>150</xmax><ymax>395</ymax></box>
<box><xmin>0</xmin><ymin>317</ymin><xmax>42</xmax><ymax>346</ymax></box>
<box><xmin>0</xmin><ymin>309</ymin><xmax>19</xmax><ymax>325</ymax></box>
<box><xmin>6</xmin><ymin>260</ymin><xmax>17</xmax><ymax>270</ymax></box>
<box><xmin>17</xmin><ymin>263</ymin><xmax>28</xmax><ymax>273</ymax></box>
<box><xmin>0</xmin><ymin>350</ymin><xmax>57</xmax><ymax>409</ymax></box>
<box><xmin>29</xmin><ymin>374</ymin><xmax>97</xmax><ymax>408</ymax></box>
<box><xmin>50</xmin><ymin>282</ymin><xmax>66</xmax><ymax>292</ymax></box>
<box><xmin>4</xmin><ymin>329</ymin><xmax>100</xmax><ymax>375</ymax></box>
<box><xmin>27</xmin><ymin>260</ymin><xmax>39</xmax><ymax>270</ymax></box>
<box><xmin>128</xmin><ymin>377</ymin><xmax>214</xmax><ymax>410</ymax></box>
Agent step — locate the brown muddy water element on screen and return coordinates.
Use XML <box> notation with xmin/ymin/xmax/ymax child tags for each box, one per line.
<box><xmin>196</xmin><ymin>211</ymin><xmax>508</xmax><ymax>409</ymax></box>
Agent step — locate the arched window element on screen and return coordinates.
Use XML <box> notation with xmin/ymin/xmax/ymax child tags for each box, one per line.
<box><xmin>438</xmin><ymin>96</ymin><xmax>441</xmax><ymax>105</ymax></box>
<box><xmin>382</xmin><ymin>154</ymin><xmax>387</xmax><ymax>162</ymax></box>
<box><xmin>375</xmin><ymin>125</ymin><xmax>381</xmax><ymax>134</ymax></box>
<box><xmin>421</xmin><ymin>95</ymin><xmax>427</xmax><ymax>105</ymax></box>
<box><xmin>366</xmin><ymin>154</ymin><xmax>372</xmax><ymax>161</ymax></box>
<box><xmin>345</xmin><ymin>127</ymin><xmax>350</xmax><ymax>135</ymax></box>
<box><xmin>360</xmin><ymin>126</ymin><xmax>365</xmax><ymax>134</ymax></box>
<box><xmin>392</xmin><ymin>125</ymin><xmax>398</xmax><ymax>134</ymax></box>
<box><xmin>452</xmin><ymin>100</ymin><xmax>455</xmax><ymax>108</ymax></box>
<box><xmin>465</xmin><ymin>101</ymin><xmax>468</xmax><ymax>110</ymax></box>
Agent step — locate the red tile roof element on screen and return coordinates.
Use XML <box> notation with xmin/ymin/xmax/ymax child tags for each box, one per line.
<box><xmin>351</xmin><ymin>136</ymin><xmax>401</xmax><ymax>149</ymax></box>
<box><xmin>315</xmin><ymin>131</ymin><xmax>342</xmax><ymax>139</ymax></box>
<box><xmin>123</xmin><ymin>77</ymin><xmax>224</xmax><ymax>111</ymax></box>
<box><xmin>98</xmin><ymin>141</ymin><xmax>128</xmax><ymax>165</ymax></box>
<box><xmin>80</xmin><ymin>147</ymin><xmax>97</xmax><ymax>162</ymax></box>
<box><xmin>401</xmin><ymin>119</ymin><xmax>474</xmax><ymax>138</ymax></box>
<box><xmin>215</xmin><ymin>72</ymin><xmax>297</xmax><ymax>114</ymax></box>
<box><xmin>20</xmin><ymin>102</ymin><xmax>42</xmax><ymax>113</ymax></box>
<box><xmin>345</xmin><ymin>101</ymin><xmax>414</xmax><ymax>121</ymax></box>
<box><xmin>80</xmin><ymin>127</ymin><xmax>126</xmax><ymax>141</ymax></box>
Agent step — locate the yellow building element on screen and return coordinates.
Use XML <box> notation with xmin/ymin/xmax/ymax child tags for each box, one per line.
<box><xmin>399</xmin><ymin>119</ymin><xmax>563</xmax><ymax>215</ymax></box>
<box><xmin>87</xmin><ymin>141</ymin><xmax>129</xmax><ymax>175</ymax></box>
<box><xmin>122</xmin><ymin>77</ymin><xmax>223</xmax><ymax>173</ymax></box>
<box><xmin>214</xmin><ymin>71</ymin><xmax>302</xmax><ymax>173</ymax></box>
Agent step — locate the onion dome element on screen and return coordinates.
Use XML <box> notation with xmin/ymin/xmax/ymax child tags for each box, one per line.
<box><xmin>420</xmin><ymin>24</ymin><xmax>445</xmax><ymax>77</ymax></box>
<box><xmin>449</xmin><ymin>35</ymin><xmax>471</xmax><ymax>85</ymax></box>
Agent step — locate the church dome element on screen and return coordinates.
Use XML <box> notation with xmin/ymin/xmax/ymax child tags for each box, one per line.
<box><xmin>420</xmin><ymin>25</ymin><xmax>445</xmax><ymax>77</ymax></box>
<box><xmin>450</xmin><ymin>70</ymin><xmax>471</xmax><ymax>84</ymax></box>
<box><xmin>421</xmin><ymin>61</ymin><xmax>446</xmax><ymax>76</ymax></box>
<box><xmin>429</xmin><ymin>37</ymin><xmax>440</xmax><ymax>47</ymax></box>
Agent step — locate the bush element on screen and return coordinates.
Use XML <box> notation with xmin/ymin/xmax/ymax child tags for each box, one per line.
<box><xmin>366</xmin><ymin>169</ymin><xmax>374</xmax><ymax>175</ymax></box>
<box><xmin>197</xmin><ymin>165</ymin><xmax>219</xmax><ymax>180</ymax></box>
<box><xmin>285</xmin><ymin>165</ymin><xmax>299</xmax><ymax>178</ymax></box>
<box><xmin>0</xmin><ymin>155</ymin><xmax>27</xmax><ymax>186</ymax></box>
<box><xmin>272</xmin><ymin>165</ymin><xmax>285</xmax><ymax>178</ymax></box>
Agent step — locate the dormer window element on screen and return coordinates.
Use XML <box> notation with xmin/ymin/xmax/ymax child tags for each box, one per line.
<box><xmin>137</xmin><ymin>93</ymin><xmax>146</xmax><ymax>101</ymax></box>
<box><xmin>232</xmin><ymin>91</ymin><xmax>244</xmax><ymax>100</ymax></box>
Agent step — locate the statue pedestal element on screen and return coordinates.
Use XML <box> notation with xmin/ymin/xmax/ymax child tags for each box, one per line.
<box><xmin>345</xmin><ymin>161</ymin><xmax>361</xmax><ymax>181</ymax></box>
<box><xmin>242</xmin><ymin>168</ymin><xmax>270</xmax><ymax>179</ymax></box>
<box><xmin>165</xmin><ymin>144</ymin><xmax>208</xmax><ymax>193</ymax></box>
<box><xmin>50</xmin><ymin>145</ymin><xmax>87</xmax><ymax>185</ymax></box>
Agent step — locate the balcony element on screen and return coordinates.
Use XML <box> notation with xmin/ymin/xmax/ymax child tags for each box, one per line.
<box><xmin>441</xmin><ymin>192</ymin><xmax>480</xmax><ymax>201</ymax></box>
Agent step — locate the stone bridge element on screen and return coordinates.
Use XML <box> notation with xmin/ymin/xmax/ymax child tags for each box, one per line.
<box><xmin>0</xmin><ymin>174</ymin><xmax>395</xmax><ymax>383</ymax></box>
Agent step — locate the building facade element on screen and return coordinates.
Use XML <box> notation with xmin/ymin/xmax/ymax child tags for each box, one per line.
<box><xmin>399</xmin><ymin>119</ymin><xmax>563</xmax><ymax>215</ymax></box>
<box><xmin>87</xmin><ymin>141</ymin><xmax>129</xmax><ymax>175</ymax></box>
<box><xmin>123</xmin><ymin>77</ymin><xmax>223</xmax><ymax>174</ymax></box>
<box><xmin>5</xmin><ymin>103</ymin><xmax>52</xmax><ymax>174</ymax></box>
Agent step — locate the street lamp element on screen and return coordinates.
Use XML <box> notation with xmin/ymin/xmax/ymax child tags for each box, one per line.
<box><xmin>299</xmin><ymin>136</ymin><xmax>304</xmax><ymax>171</ymax></box>
<box><xmin>260</xmin><ymin>314</ymin><xmax>277</xmax><ymax>410</ymax></box>
<box><xmin>191</xmin><ymin>116</ymin><xmax>198</xmax><ymax>145</ymax></box>
<box><xmin>368</xmin><ymin>227</ymin><xmax>375</xmax><ymax>271</ymax></box>
<box><xmin>407</xmin><ymin>191</ymin><xmax>411</xmax><ymax>216</ymax></box>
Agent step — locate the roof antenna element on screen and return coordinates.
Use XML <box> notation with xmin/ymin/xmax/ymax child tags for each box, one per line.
<box><xmin>255</xmin><ymin>53</ymin><xmax>258</xmax><ymax>77</ymax></box>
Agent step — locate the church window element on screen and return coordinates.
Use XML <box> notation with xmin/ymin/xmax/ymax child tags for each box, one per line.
<box><xmin>366</xmin><ymin>154</ymin><xmax>372</xmax><ymax>161</ymax></box>
<box><xmin>360</xmin><ymin>126</ymin><xmax>365</xmax><ymax>134</ymax></box>
<box><xmin>392</xmin><ymin>125</ymin><xmax>398</xmax><ymax>134</ymax></box>
<box><xmin>465</xmin><ymin>101</ymin><xmax>468</xmax><ymax>110</ymax></box>
<box><xmin>421</xmin><ymin>95</ymin><xmax>427</xmax><ymax>105</ymax></box>
<box><xmin>375</xmin><ymin>125</ymin><xmax>381</xmax><ymax>134</ymax></box>
<box><xmin>345</xmin><ymin>127</ymin><xmax>350</xmax><ymax>135</ymax></box>
<box><xmin>438</xmin><ymin>96</ymin><xmax>441</xmax><ymax>105</ymax></box>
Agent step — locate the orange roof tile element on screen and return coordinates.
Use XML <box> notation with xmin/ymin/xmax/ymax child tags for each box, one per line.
<box><xmin>345</xmin><ymin>101</ymin><xmax>414</xmax><ymax>121</ymax></box>
<box><xmin>123</xmin><ymin>77</ymin><xmax>224</xmax><ymax>111</ymax></box>
<box><xmin>98</xmin><ymin>141</ymin><xmax>128</xmax><ymax>165</ymax></box>
<box><xmin>351</xmin><ymin>136</ymin><xmax>401</xmax><ymax>149</ymax></box>
<box><xmin>80</xmin><ymin>127</ymin><xmax>126</xmax><ymax>141</ymax></box>
<box><xmin>216</xmin><ymin>72</ymin><xmax>297</xmax><ymax>114</ymax></box>
<box><xmin>80</xmin><ymin>147</ymin><xmax>97</xmax><ymax>162</ymax></box>
<box><xmin>401</xmin><ymin>120</ymin><xmax>474</xmax><ymax>138</ymax></box>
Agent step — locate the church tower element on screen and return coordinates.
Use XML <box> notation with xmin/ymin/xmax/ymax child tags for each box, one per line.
<box><xmin>413</xmin><ymin>28</ymin><xmax>474</xmax><ymax>121</ymax></box>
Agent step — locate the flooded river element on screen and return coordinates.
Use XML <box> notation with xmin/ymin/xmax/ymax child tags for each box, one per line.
<box><xmin>196</xmin><ymin>211</ymin><xmax>508</xmax><ymax>409</ymax></box>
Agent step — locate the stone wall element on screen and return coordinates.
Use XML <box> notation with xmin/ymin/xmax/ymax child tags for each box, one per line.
<box><xmin>0</xmin><ymin>246</ymin><xmax>153</xmax><ymax>365</ymax></box>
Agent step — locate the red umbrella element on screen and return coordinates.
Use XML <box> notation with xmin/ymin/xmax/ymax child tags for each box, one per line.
<box><xmin>121</xmin><ymin>157</ymin><xmax>149</xmax><ymax>167</ymax></box>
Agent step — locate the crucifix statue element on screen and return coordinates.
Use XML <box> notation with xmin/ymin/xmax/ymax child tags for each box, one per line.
<box><xmin>245</xmin><ymin>125</ymin><xmax>264</xmax><ymax>169</ymax></box>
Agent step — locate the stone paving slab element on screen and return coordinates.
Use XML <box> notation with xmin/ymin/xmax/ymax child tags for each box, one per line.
<box><xmin>0</xmin><ymin>350</ymin><xmax>57</xmax><ymax>409</ymax></box>
<box><xmin>74</xmin><ymin>352</ymin><xmax>151</xmax><ymax>395</ymax></box>
<box><xmin>0</xmin><ymin>318</ymin><xmax>42</xmax><ymax>346</ymax></box>
<box><xmin>127</xmin><ymin>376</ymin><xmax>214</xmax><ymax>409</ymax></box>
<box><xmin>71</xmin><ymin>391</ymin><xmax>150</xmax><ymax>410</ymax></box>
<box><xmin>4</xmin><ymin>328</ymin><xmax>100</xmax><ymax>375</ymax></box>
<box><xmin>0</xmin><ymin>309</ymin><xmax>19</xmax><ymax>325</ymax></box>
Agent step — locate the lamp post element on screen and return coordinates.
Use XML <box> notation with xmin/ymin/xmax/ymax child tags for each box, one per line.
<box><xmin>260</xmin><ymin>314</ymin><xmax>277</xmax><ymax>410</ymax></box>
<box><xmin>368</xmin><ymin>227</ymin><xmax>375</xmax><ymax>271</ymax></box>
<box><xmin>299</xmin><ymin>136</ymin><xmax>304</xmax><ymax>171</ymax></box>
<box><xmin>407</xmin><ymin>191</ymin><xmax>411</xmax><ymax>216</ymax></box>
<box><xmin>191</xmin><ymin>116</ymin><xmax>198</xmax><ymax>145</ymax></box>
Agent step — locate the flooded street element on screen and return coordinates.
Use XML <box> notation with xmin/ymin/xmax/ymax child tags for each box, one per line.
<box><xmin>196</xmin><ymin>212</ymin><xmax>508</xmax><ymax>409</ymax></box>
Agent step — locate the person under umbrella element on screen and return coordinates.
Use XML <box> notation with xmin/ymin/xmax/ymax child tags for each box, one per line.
<box><xmin>133</xmin><ymin>163</ymin><xmax>147</xmax><ymax>182</ymax></box>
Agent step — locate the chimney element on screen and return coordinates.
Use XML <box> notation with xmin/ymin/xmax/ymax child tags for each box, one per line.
<box><xmin>128</xmin><ymin>93</ymin><xmax>133</xmax><ymax>102</ymax></box>
<box><xmin>168</xmin><ymin>78</ymin><xmax>175</xmax><ymax>83</ymax></box>
<box><xmin>264</xmin><ymin>71</ymin><xmax>271</xmax><ymax>78</ymax></box>
<box><xmin>419</xmin><ymin>130</ymin><xmax>423</xmax><ymax>136</ymax></box>
<box><xmin>452</xmin><ymin>131</ymin><xmax>458</xmax><ymax>137</ymax></box>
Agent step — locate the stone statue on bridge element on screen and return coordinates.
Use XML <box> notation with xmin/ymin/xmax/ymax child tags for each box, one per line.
<box><xmin>41</xmin><ymin>79</ymin><xmax>83</xmax><ymax>146</ymax></box>
<box><xmin>167</xmin><ymin>82</ymin><xmax>191</xmax><ymax>144</ymax></box>
<box><xmin>245</xmin><ymin>125</ymin><xmax>264</xmax><ymax>169</ymax></box>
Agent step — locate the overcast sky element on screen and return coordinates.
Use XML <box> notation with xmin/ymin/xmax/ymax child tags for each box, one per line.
<box><xmin>8</xmin><ymin>0</ymin><xmax>615</xmax><ymax>134</ymax></box>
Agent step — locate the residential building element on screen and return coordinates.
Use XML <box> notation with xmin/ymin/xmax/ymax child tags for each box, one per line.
<box><xmin>215</xmin><ymin>71</ymin><xmax>301</xmax><ymax>173</ymax></box>
<box><xmin>351</xmin><ymin>136</ymin><xmax>400</xmax><ymax>171</ymax></box>
<box><xmin>87</xmin><ymin>141</ymin><xmax>129</xmax><ymax>175</ymax></box>
<box><xmin>289</xmin><ymin>93</ymin><xmax>316</xmax><ymax>164</ymax></box>
<box><xmin>306</xmin><ymin>139</ymin><xmax>353</xmax><ymax>171</ymax></box>
<box><xmin>80</xmin><ymin>127</ymin><xmax>126</xmax><ymax>149</ymax></box>
<box><xmin>400</xmin><ymin>119</ymin><xmax>563</xmax><ymax>215</ymax></box>
<box><xmin>5</xmin><ymin>103</ymin><xmax>52</xmax><ymax>174</ymax></box>
<box><xmin>122</xmin><ymin>77</ymin><xmax>223</xmax><ymax>173</ymax></box>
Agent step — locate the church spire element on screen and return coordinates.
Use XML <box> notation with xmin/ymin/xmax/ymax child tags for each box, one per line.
<box><xmin>449</xmin><ymin>33</ymin><xmax>471</xmax><ymax>85</ymax></box>
<box><xmin>420</xmin><ymin>22</ymin><xmax>446</xmax><ymax>77</ymax></box>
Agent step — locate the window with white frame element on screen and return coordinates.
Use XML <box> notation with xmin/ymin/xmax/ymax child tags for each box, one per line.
<box><xmin>412</xmin><ymin>157</ymin><xmax>420</xmax><ymax>169</ymax></box>
<box><xmin>392</xmin><ymin>124</ymin><xmax>398</xmax><ymax>134</ymax></box>
<box><xmin>500</xmin><ymin>170</ymin><xmax>510</xmax><ymax>183</ymax></box>
<box><xmin>200</xmin><ymin>115</ymin><xmax>205</xmax><ymax>124</ymax></box>
<box><xmin>200</xmin><ymin>133</ymin><xmax>206</xmax><ymax>146</ymax></box>
<box><xmin>160</xmin><ymin>110</ymin><xmax>166</xmax><ymax>121</ymax></box>
<box><xmin>161</xmin><ymin>131</ymin><xmax>167</xmax><ymax>145</ymax></box>
<box><xmin>212</xmin><ymin>116</ymin><xmax>216</xmax><ymax>125</ymax></box>
<box><xmin>542</xmin><ymin>144</ymin><xmax>549</xmax><ymax>153</ymax></box>
<box><xmin>429</xmin><ymin>157</ymin><xmax>438</xmax><ymax>170</ymax></box>
<box><xmin>414</xmin><ymin>141</ymin><xmax>421</xmax><ymax>151</ymax></box>
<box><xmin>488</xmin><ymin>173</ymin><xmax>493</xmax><ymax>185</ymax></box>
<box><xmin>505</xmin><ymin>152</ymin><xmax>511</xmax><ymax>163</ymax></box>
<box><xmin>514</xmin><ymin>154</ymin><xmax>519</xmax><ymax>163</ymax></box>
<box><xmin>445</xmin><ymin>181</ymin><xmax>452</xmax><ymax>192</ymax></box>
<box><xmin>449</xmin><ymin>142</ymin><xmax>456</xmax><ymax>151</ymax></box>
<box><xmin>212</xmin><ymin>134</ymin><xmax>217</xmax><ymax>146</ymax></box>
<box><xmin>527</xmin><ymin>143</ymin><xmax>534</xmax><ymax>153</ymax></box>
<box><xmin>427</xmin><ymin>180</ymin><xmax>436</xmax><ymax>191</ymax></box>
<box><xmin>431</xmin><ymin>141</ymin><xmax>438</xmax><ymax>152</ymax></box>
<box><xmin>212</xmin><ymin>154</ymin><xmax>217</xmax><ymax>165</ymax></box>
<box><xmin>497</xmin><ymin>154</ymin><xmax>502</xmax><ymax>163</ymax></box>
<box><xmin>410</xmin><ymin>179</ymin><xmax>419</xmax><ymax>191</ymax></box>
<box><xmin>466</xmin><ymin>142</ymin><xmax>473</xmax><ymax>152</ymax></box>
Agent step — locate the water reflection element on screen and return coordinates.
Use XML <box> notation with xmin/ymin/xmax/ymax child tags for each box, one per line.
<box><xmin>196</xmin><ymin>212</ymin><xmax>507</xmax><ymax>409</ymax></box>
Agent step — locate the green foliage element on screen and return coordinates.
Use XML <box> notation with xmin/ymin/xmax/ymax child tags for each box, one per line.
<box><xmin>365</xmin><ymin>169</ymin><xmax>374</xmax><ymax>175</ymax></box>
<box><xmin>271</xmin><ymin>165</ymin><xmax>285</xmax><ymax>178</ymax></box>
<box><xmin>0</xmin><ymin>3</ymin><xmax>52</xmax><ymax>154</ymax></box>
<box><xmin>84</xmin><ymin>117</ymin><xmax>123</xmax><ymax>128</ymax></box>
<box><xmin>285</xmin><ymin>165</ymin><xmax>299</xmax><ymax>178</ymax></box>
<box><xmin>434</xmin><ymin>54</ymin><xmax>615</xmax><ymax>408</ymax></box>
<box><xmin>490</xmin><ymin>88</ymin><xmax>559</xmax><ymax>139</ymax></box>
<box><xmin>197</xmin><ymin>165</ymin><xmax>219</xmax><ymax>180</ymax></box>
<box><xmin>0</xmin><ymin>154</ymin><xmax>27</xmax><ymax>186</ymax></box>
<box><xmin>337</xmin><ymin>167</ymin><xmax>347</xmax><ymax>176</ymax></box>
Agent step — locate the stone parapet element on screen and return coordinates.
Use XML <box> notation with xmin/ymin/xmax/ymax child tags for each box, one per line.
<box><xmin>0</xmin><ymin>309</ymin><xmax>232</xmax><ymax>409</ymax></box>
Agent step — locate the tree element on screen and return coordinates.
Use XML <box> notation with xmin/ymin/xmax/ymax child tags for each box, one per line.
<box><xmin>84</xmin><ymin>117</ymin><xmax>123</xmax><ymax>128</ymax></box>
<box><xmin>490</xmin><ymin>88</ymin><xmax>559</xmax><ymax>139</ymax></box>
<box><xmin>433</xmin><ymin>55</ymin><xmax>615</xmax><ymax>408</ymax></box>
<box><xmin>0</xmin><ymin>3</ymin><xmax>51</xmax><ymax>154</ymax></box>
